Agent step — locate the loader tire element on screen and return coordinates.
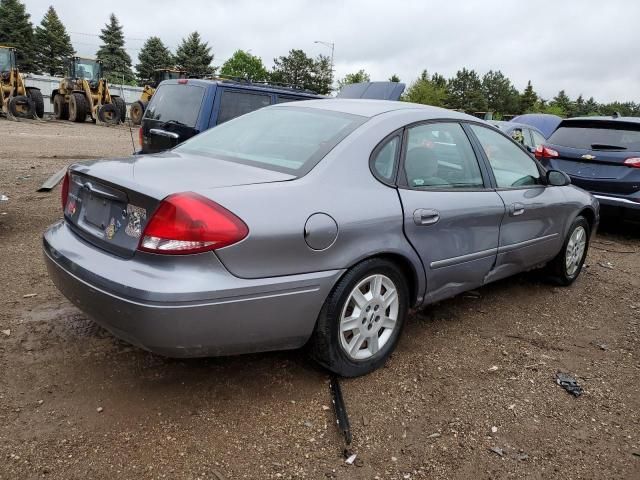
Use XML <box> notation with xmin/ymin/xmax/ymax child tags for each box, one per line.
<box><xmin>98</xmin><ymin>103</ymin><xmax>120</xmax><ymax>125</ymax></box>
<box><xmin>69</xmin><ymin>93</ymin><xmax>87</xmax><ymax>122</ymax></box>
<box><xmin>130</xmin><ymin>100</ymin><xmax>145</xmax><ymax>125</ymax></box>
<box><xmin>53</xmin><ymin>94</ymin><xmax>69</xmax><ymax>120</ymax></box>
<box><xmin>8</xmin><ymin>95</ymin><xmax>34</xmax><ymax>118</ymax></box>
<box><xmin>111</xmin><ymin>96</ymin><xmax>127</xmax><ymax>123</ymax></box>
<box><xmin>26</xmin><ymin>88</ymin><xmax>45</xmax><ymax>118</ymax></box>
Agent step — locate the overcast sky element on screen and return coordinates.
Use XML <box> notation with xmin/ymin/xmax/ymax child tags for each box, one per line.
<box><xmin>23</xmin><ymin>0</ymin><xmax>640</xmax><ymax>102</ymax></box>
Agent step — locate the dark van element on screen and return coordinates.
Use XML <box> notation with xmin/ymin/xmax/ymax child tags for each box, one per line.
<box><xmin>140</xmin><ymin>79</ymin><xmax>323</xmax><ymax>154</ymax></box>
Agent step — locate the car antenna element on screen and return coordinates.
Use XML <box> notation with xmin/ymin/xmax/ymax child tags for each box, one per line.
<box><xmin>121</xmin><ymin>76</ymin><xmax>137</xmax><ymax>154</ymax></box>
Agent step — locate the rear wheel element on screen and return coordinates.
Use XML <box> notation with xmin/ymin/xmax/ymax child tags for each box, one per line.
<box><xmin>310</xmin><ymin>258</ymin><xmax>409</xmax><ymax>377</ymax></box>
<box><xmin>130</xmin><ymin>100</ymin><xmax>145</xmax><ymax>125</ymax></box>
<box><xmin>98</xmin><ymin>103</ymin><xmax>120</xmax><ymax>125</ymax></box>
<box><xmin>68</xmin><ymin>93</ymin><xmax>87</xmax><ymax>122</ymax></box>
<box><xmin>26</xmin><ymin>88</ymin><xmax>44</xmax><ymax>118</ymax></box>
<box><xmin>112</xmin><ymin>96</ymin><xmax>126</xmax><ymax>123</ymax></box>
<box><xmin>547</xmin><ymin>216</ymin><xmax>590</xmax><ymax>286</ymax></box>
<box><xmin>53</xmin><ymin>94</ymin><xmax>69</xmax><ymax>120</ymax></box>
<box><xmin>8</xmin><ymin>95</ymin><xmax>34</xmax><ymax>118</ymax></box>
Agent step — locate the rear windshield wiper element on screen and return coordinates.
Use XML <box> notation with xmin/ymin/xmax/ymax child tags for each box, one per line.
<box><xmin>590</xmin><ymin>143</ymin><xmax>627</xmax><ymax>150</ymax></box>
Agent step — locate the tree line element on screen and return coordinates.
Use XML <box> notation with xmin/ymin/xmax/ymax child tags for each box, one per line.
<box><xmin>1</xmin><ymin>0</ymin><xmax>637</xmax><ymax>116</ymax></box>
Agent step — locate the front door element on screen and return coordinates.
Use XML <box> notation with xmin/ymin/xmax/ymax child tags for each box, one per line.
<box><xmin>397</xmin><ymin>122</ymin><xmax>505</xmax><ymax>304</ymax></box>
<box><xmin>468</xmin><ymin>124</ymin><xmax>567</xmax><ymax>282</ymax></box>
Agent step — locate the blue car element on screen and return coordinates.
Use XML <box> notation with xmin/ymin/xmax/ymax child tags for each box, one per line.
<box><xmin>536</xmin><ymin>115</ymin><xmax>640</xmax><ymax>218</ymax></box>
<box><xmin>140</xmin><ymin>79</ymin><xmax>323</xmax><ymax>154</ymax></box>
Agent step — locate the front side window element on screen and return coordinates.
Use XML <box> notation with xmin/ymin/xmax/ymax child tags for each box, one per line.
<box><xmin>470</xmin><ymin>124</ymin><xmax>541</xmax><ymax>188</ymax></box>
<box><xmin>0</xmin><ymin>49</ymin><xmax>11</xmax><ymax>72</ymax></box>
<box><xmin>217</xmin><ymin>90</ymin><xmax>271</xmax><ymax>125</ymax></box>
<box><xmin>404</xmin><ymin>122</ymin><xmax>484</xmax><ymax>189</ymax></box>
<box><xmin>177</xmin><ymin>106</ymin><xmax>366</xmax><ymax>175</ymax></box>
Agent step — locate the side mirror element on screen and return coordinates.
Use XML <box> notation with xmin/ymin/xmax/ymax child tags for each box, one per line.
<box><xmin>546</xmin><ymin>169</ymin><xmax>571</xmax><ymax>186</ymax></box>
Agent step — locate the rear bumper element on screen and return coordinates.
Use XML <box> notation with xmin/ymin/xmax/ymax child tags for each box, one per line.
<box><xmin>43</xmin><ymin>220</ymin><xmax>342</xmax><ymax>357</ymax></box>
<box><xmin>592</xmin><ymin>193</ymin><xmax>640</xmax><ymax>211</ymax></box>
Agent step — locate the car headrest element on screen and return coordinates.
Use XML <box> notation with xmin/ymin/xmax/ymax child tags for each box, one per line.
<box><xmin>405</xmin><ymin>146</ymin><xmax>439</xmax><ymax>182</ymax></box>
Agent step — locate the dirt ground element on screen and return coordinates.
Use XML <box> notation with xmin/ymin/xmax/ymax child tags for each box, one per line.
<box><xmin>0</xmin><ymin>119</ymin><xmax>639</xmax><ymax>480</ymax></box>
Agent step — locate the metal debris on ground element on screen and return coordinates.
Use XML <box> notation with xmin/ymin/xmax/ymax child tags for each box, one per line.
<box><xmin>1</xmin><ymin>329</ymin><xmax>10</xmax><ymax>336</ymax></box>
<box><xmin>345</xmin><ymin>453</ymin><xmax>357</xmax><ymax>465</ymax></box>
<box><xmin>329</xmin><ymin>375</ymin><xmax>352</xmax><ymax>446</ymax></box>
<box><xmin>555</xmin><ymin>372</ymin><xmax>584</xmax><ymax>397</ymax></box>
<box><xmin>489</xmin><ymin>447</ymin><xmax>504</xmax><ymax>457</ymax></box>
<box><xmin>0</xmin><ymin>194</ymin><xmax>8</xmax><ymax>201</ymax></box>
<box><xmin>598</xmin><ymin>261</ymin><xmax>615</xmax><ymax>270</ymax></box>
<box><xmin>23</xmin><ymin>293</ymin><xmax>38</xmax><ymax>298</ymax></box>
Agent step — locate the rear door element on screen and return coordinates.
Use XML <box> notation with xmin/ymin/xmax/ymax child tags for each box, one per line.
<box><xmin>543</xmin><ymin>119</ymin><xmax>640</xmax><ymax>196</ymax></box>
<box><xmin>141</xmin><ymin>82</ymin><xmax>207</xmax><ymax>153</ymax></box>
<box><xmin>396</xmin><ymin>122</ymin><xmax>505</xmax><ymax>303</ymax></box>
<box><xmin>468</xmin><ymin>124</ymin><xmax>566</xmax><ymax>279</ymax></box>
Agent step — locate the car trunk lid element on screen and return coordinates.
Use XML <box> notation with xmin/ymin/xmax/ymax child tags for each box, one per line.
<box><xmin>65</xmin><ymin>152</ymin><xmax>294</xmax><ymax>257</ymax></box>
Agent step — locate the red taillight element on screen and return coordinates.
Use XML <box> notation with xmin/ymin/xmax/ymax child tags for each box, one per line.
<box><xmin>178</xmin><ymin>79</ymin><xmax>188</xmax><ymax>84</ymax></box>
<box><xmin>534</xmin><ymin>145</ymin><xmax>559</xmax><ymax>159</ymax></box>
<box><xmin>138</xmin><ymin>192</ymin><xmax>248</xmax><ymax>255</ymax></box>
<box><xmin>138</xmin><ymin>127</ymin><xmax>143</xmax><ymax>147</ymax></box>
<box><xmin>61</xmin><ymin>171</ymin><xmax>70</xmax><ymax>211</ymax></box>
<box><xmin>624</xmin><ymin>157</ymin><xmax>640</xmax><ymax>168</ymax></box>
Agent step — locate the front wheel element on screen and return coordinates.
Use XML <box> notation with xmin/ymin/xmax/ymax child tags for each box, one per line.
<box><xmin>310</xmin><ymin>258</ymin><xmax>409</xmax><ymax>377</ymax></box>
<box><xmin>130</xmin><ymin>100</ymin><xmax>145</xmax><ymax>125</ymax></box>
<box><xmin>547</xmin><ymin>216</ymin><xmax>590</xmax><ymax>286</ymax></box>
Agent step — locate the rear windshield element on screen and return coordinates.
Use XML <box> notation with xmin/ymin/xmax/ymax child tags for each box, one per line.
<box><xmin>176</xmin><ymin>106</ymin><xmax>366</xmax><ymax>175</ymax></box>
<box><xmin>143</xmin><ymin>84</ymin><xmax>205</xmax><ymax>127</ymax></box>
<box><xmin>548</xmin><ymin>120</ymin><xmax>640</xmax><ymax>151</ymax></box>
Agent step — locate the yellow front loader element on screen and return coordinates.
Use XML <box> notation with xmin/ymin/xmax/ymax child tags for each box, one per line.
<box><xmin>51</xmin><ymin>57</ymin><xmax>126</xmax><ymax>125</ymax></box>
<box><xmin>0</xmin><ymin>46</ymin><xmax>44</xmax><ymax>120</ymax></box>
<box><xmin>129</xmin><ymin>68</ymin><xmax>187</xmax><ymax>125</ymax></box>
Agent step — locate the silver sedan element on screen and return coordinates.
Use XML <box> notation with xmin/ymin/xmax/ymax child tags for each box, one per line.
<box><xmin>43</xmin><ymin>99</ymin><xmax>598</xmax><ymax>376</ymax></box>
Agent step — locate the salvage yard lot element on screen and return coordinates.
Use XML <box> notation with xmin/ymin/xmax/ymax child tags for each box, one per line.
<box><xmin>0</xmin><ymin>119</ymin><xmax>639</xmax><ymax>479</ymax></box>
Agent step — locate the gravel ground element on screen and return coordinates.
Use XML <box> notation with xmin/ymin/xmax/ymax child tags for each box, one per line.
<box><xmin>0</xmin><ymin>118</ymin><xmax>639</xmax><ymax>480</ymax></box>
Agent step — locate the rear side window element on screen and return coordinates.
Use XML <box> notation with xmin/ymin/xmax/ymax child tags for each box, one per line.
<box><xmin>372</xmin><ymin>136</ymin><xmax>400</xmax><ymax>182</ymax></box>
<box><xmin>143</xmin><ymin>84</ymin><xmax>204</xmax><ymax>127</ymax></box>
<box><xmin>548</xmin><ymin>121</ymin><xmax>640</xmax><ymax>151</ymax></box>
<box><xmin>404</xmin><ymin>122</ymin><xmax>484</xmax><ymax>189</ymax></box>
<box><xmin>177</xmin><ymin>106</ymin><xmax>366</xmax><ymax>175</ymax></box>
<box><xmin>217</xmin><ymin>89</ymin><xmax>271</xmax><ymax>125</ymax></box>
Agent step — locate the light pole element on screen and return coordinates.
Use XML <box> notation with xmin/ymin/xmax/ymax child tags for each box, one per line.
<box><xmin>314</xmin><ymin>40</ymin><xmax>335</xmax><ymax>86</ymax></box>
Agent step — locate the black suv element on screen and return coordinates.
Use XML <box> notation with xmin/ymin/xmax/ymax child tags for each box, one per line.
<box><xmin>140</xmin><ymin>79</ymin><xmax>323</xmax><ymax>154</ymax></box>
<box><xmin>536</xmin><ymin>115</ymin><xmax>640</xmax><ymax>218</ymax></box>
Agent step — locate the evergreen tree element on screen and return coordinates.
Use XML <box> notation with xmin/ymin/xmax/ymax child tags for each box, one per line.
<box><xmin>271</xmin><ymin>49</ymin><xmax>332</xmax><ymax>94</ymax></box>
<box><xmin>0</xmin><ymin>0</ymin><xmax>34</xmax><ymax>71</ymax></box>
<box><xmin>219</xmin><ymin>49</ymin><xmax>268</xmax><ymax>81</ymax></box>
<box><xmin>446</xmin><ymin>68</ymin><xmax>487</xmax><ymax>112</ymax></box>
<box><xmin>338</xmin><ymin>69</ymin><xmax>370</xmax><ymax>89</ymax></box>
<box><xmin>584</xmin><ymin>97</ymin><xmax>600</xmax><ymax>116</ymax></box>
<box><xmin>174</xmin><ymin>31</ymin><xmax>215</xmax><ymax>77</ymax></box>
<box><xmin>33</xmin><ymin>6</ymin><xmax>74</xmax><ymax>76</ymax></box>
<box><xmin>550</xmin><ymin>90</ymin><xmax>573</xmax><ymax>117</ymax></box>
<box><xmin>573</xmin><ymin>94</ymin><xmax>587</xmax><ymax>117</ymax></box>
<box><xmin>519</xmin><ymin>81</ymin><xmax>538</xmax><ymax>113</ymax></box>
<box><xmin>136</xmin><ymin>36</ymin><xmax>173</xmax><ymax>85</ymax></box>
<box><xmin>96</xmin><ymin>13</ymin><xmax>135</xmax><ymax>83</ymax></box>
<box><xmin>481</xmin><ymin>70</ymin><xmax>519</xmax><ymax>116</ymax></box>
<box><xmin>431</xmin><ymin>72</ymin><xmax>447</xmax><ymax>89</ymax></box>
<box><xmin>389</xmin><ymin>74</ymin><xmax>400</xmax><ymax>82</ymax></box>
<box><xmin>402</xmin><ymin>70</ymin><xmax>446</xmax><ymax>107</ymax></box>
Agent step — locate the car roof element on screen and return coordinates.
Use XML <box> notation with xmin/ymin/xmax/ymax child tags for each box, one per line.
<box><xmin>491</xmin><ymin>120</ymin><xmax>544</xmax><ymax>134</ymax></box>
<box><xmin>274</xmin><ymin>98</ymin><xmax>480</xmax><ymax>121</ymax></box>
<box><xmin>160</xmin><ymin>78</ymin><xmax>323</xmax><ymax>98</ymax></box>
<box><xmin>563</xmin><ymin>115</ymin><xmax>640</xmax><ymax>124</ymax></box>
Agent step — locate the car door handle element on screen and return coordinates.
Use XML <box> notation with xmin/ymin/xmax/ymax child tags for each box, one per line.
<box><xmin>149</xmin><ymin>128</ymin><xmax>180</xmax><ymax>139</ymax></box>
<box><xmin>509</xmin><ymin>203</ymin><xmax>525</xmax><ymax>216</ymax></box>
<box><xmin>413</xmin><ymin>208</ymin><xmax>440</xmax><ymax>226</ymax></box>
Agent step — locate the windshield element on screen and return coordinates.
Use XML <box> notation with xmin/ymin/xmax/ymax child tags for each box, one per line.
<box><xmin>0</xmin><ymin>49</ymin><xmax>12</xmax><ymax>72</ymax></box>
<box><xmin>143</xmin><ymin>83</ymin><xmax>205</xmax><ymax>127</ymax></box>
<box><xmin>549</xmin><ymin>120</ymin><xmax>640</xmax><ymax>151</ymax></box>
<box><xmin>176</xmin><ymin>106</ymin><xmax>366</xmax><ymax>175</ymax></box>
<box><xmin>74</xmin><ymin>59</ymin><xmax>101</xmax><ymax>82</ymax></box>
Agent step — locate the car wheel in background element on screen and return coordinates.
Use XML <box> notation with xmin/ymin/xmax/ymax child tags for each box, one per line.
<box><xmin>548</xmin><ymin>215</ymin><xmax>590</xmax><ymax>286</ymax></box>
<box><xmin>310</xmin><ymin>258</ymin><xmax>409</xmax><ymax>377</ymax></box>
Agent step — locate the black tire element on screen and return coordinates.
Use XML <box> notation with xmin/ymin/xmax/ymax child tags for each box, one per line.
<box><xmin>97</xmin><ymin>103</ymin><xmax>120</xmax><ymax>125</ymax></box>
<box><xmin>130</xmin><ymin>100</ymin><xmax>145</xmax><ymax>125</ymax></box>
<box><xmin>26</xmin><ymin>88</ymin><xmax>44</xmax><ymax>118</ymax></box>
<box><xmin>111</xmin><ymin>96</ymin><xmax>126</xmax><ymax>123</ymax></box>
<box><xmin>309</xmin><ymin>258</ymin><xmax>409</xmax><ymax>377</ymax></box>
<box><xmin>68</xmin><ymin>93</ymin><xmax>87</xmax><ymax>122</ymax></box>
<box><xmin>8</xmin><ymin>95</ymin><xmax>34</xmax><ymax>118</ymax></box>
<box><xmin>547</xmin><ymin>216</ymin><xmax>590</xmax><ymax>286</ymax></box>
<box><xmin>53</xmin><ymin>94</ymin><xmax>69</xmax><ymax>120</ymax></box>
